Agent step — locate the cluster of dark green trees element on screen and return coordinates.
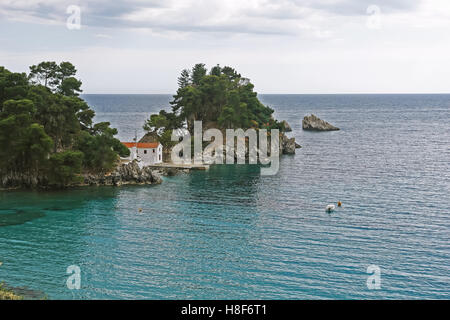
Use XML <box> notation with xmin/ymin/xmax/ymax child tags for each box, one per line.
<box><xmin>144</xmin><ymin>64</ymin><xmax>285</xmax><ymax>148</ymax></box>
<box><xmin>0</xmin><ymin>62</ymin><xmax>129</xmax><ymax>187</ymax></box>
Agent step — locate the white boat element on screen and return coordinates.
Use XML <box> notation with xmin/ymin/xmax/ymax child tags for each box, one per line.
<box><xmin>325</xmin><ymin>204</ymin><xmax>336</xmax><ymax>213</ymax></box>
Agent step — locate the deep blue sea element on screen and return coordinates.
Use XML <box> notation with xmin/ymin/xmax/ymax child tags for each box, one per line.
<box><xmin>1</xmin><ymin>94</ymin><xmax>449</xmax><ymax>299</ymax></box>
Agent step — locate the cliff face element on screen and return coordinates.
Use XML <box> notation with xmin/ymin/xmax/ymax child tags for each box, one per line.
<box><xmin>0</xmin><ymin>171</ymin><xmax>46</xmax><ymax>190</ymax></box>
<box><xmin>0</xmin><ymin>161</ymin><xmax>162</xmax><ymax>190</ymax></box>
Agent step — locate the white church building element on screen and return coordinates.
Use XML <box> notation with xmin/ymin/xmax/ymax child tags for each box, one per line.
<box><xmin>121</xmin><ymin>142</ymin><xmax>163</xmax><ymax>166</ymax></box>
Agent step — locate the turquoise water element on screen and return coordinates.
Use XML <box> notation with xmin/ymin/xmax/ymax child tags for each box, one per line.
<box><xmin>0</xmin><ymin>94</ymin><xmax>449</xmax><ymax>299</ymax></box>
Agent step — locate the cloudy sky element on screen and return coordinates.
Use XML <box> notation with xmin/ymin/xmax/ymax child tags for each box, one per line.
<box><xmin>1</xmin><ymin>0</ymin><xmax>450</xmax><ymax>93</ymax></box>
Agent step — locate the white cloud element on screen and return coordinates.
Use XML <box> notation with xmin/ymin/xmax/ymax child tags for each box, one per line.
<box><xmin>0</xmin><ymin>0</ymin><xmax>429</xmax><ymax>36</ymax></box>
<box><xmin>1</xmin><ymin>0</ymin><xmax>450</xmax><ymax>93</ymax></box>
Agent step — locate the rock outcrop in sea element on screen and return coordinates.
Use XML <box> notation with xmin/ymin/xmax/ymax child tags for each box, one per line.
<box><xmin>281</xmin><ymin>120</ymin><xmax>292</xmax><ymax>132</ymax></box>
<box><xmin>302</xmin><ymin>114</ymin><xmax>340</xmax><ymax>131</ymax></box>
<box><xmin>280</xmin><ymin>134</ymin><xmax>301</xmax><ymax>154</ymax></box>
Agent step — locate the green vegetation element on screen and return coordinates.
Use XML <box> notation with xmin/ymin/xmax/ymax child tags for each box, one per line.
<box><xmin>0</xmin><ymin>283</ymin><xmax>23</xmax><ymax>300</ymax></box>
<box><xmin>143</xmin><ymin>64</ymin><xmax>285</xmax><ymax>148</ymax></box>
<box><xmin>0</xmin><ymin>62</ymin><xmax>129</xmax><ymax>188</ymax></box>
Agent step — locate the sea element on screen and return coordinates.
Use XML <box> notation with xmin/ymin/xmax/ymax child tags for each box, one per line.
<box><xmin>0</xmin><ymin>94</ymin><xmax>449</xmax><ymax>299</ymax></box>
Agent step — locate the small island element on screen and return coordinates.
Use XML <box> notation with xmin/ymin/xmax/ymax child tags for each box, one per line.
<box><xmin>139</xmin><ymin>63</ymin><xmax>299</xmax><ymax>162</ymax></box>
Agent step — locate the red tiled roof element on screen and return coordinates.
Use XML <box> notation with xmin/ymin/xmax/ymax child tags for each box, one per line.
<box><xmin>122</xmin><ymin>142</ymin><xmax>159</xmax><ymax>149</ymax></box>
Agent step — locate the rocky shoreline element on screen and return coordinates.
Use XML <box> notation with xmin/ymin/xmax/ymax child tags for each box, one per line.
<box><xmin>81</xmin><ymin>160</ymin><xmax>162</xmax><ymax>187</ymax></box>
<box><xmin>1</xmin><ymin>129</ymin><xmax>301</xmax><ymax>190</ymax></box>
<box><xmin>0</xmin><ymin>284</ymin><xmax>23</xmax><ymax>300</ymax></box>
<box><xmin>0</xmin><ymin>160</ymin><xmax>162</xmax><ymax>190</ymax></box>
<box><xmin>0</xmin><ymin>282</ymin><xmax>47</xmax><ymax>300</ymax></box>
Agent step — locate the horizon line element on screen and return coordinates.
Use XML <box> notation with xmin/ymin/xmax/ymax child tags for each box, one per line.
<box><xmin>82</xmin><ymin>92</ymin><xmax>450</xmax><ymax>95</ymax></box>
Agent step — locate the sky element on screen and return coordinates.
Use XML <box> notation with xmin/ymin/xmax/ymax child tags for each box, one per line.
<box><xmin>1</xmin><ymin>0</ymin><xmax>450</xmax><ymax>94</ymax></box>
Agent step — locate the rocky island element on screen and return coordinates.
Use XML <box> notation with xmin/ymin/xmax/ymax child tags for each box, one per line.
<box><xmin>141</xmin><ymin>63</ymin><xmax>300</xmax><ymax>159</ymax></box>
